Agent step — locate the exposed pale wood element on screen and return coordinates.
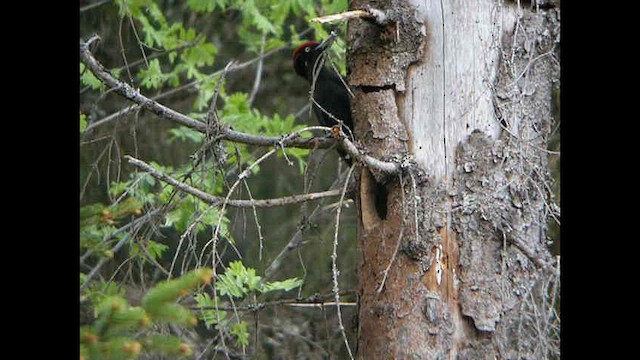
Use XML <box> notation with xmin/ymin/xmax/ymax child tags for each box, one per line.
<box><xmin>399</xmin><ymin>0</ymin><xmax>515</xmax><ymax>183</ymax></box>
<box><xmin>310</xmin><ymin>10</ymin><xmax>371</xmax><ymax>23</ymax></box>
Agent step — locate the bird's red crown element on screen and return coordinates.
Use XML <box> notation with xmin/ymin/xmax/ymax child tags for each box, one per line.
<box><xmin>292</xmin><ymin>41</ymin><xmax>319</xmax><ymax>60</ymax></box>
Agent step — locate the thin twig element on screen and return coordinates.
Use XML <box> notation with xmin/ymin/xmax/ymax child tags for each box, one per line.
<box><xmin>286</xmin><ymin>302</ymin><xmax>356</xmax><ymax>308</ymax></box>
<box><xmin>113</xmin><ymin>37</ymin><xmax>203</xmax><ymax>75</ymax></box>
<box><xmin>80</xmin><ymin>202</ymin><xmax>173</xmax><ymax>289</ymax></box>
<box><xmin>125</xmin><ymin>155</ymin><xmax>342</xmax><ymax>208</ymax></box>
<box><xmin>83</xmin><ymin>34</ymin><xmax>101</xmax><ymax>49</ymax></box>
<box><xmin>261</xmin><ymin>165</ymin><xmax>355</xmax><ymax>283</ymax></box>
<box><xmin>80</xmin><ymin>0</ymin><xmax>111</xmax><ymax>12</ymax></box>
<box><xmin>80</xmin><ymin>39</ymin><xmax>333</xmax><ymax>149</ymax></box>
<box><xmin>81</xmin><ymin>228</ymin><xmax>134</xmax><ymax>291</ymax></box>
<box><xmin>80</xmin><ymin>136</ymin><xmax>113</xmax><ymax>201</ymax></box>
<box><xmin>310</xmin><ymin>10</ymin><xmax>370</xmax><ymax>23</ymax></box>
<box><xmin>206</xmin><ymin>61</ymin><xmax>234</xmax><ymax>128</ymax></box>
<box><xmin>118</xmin><ymin>16</ymin><xmax>135</xmax><ymax>86</ymax></box>
<box><xmin>169</xmin><ymin>202</ymin><xmax>218</xmax><ymax>279</ymax></box>
<box><xmin>127</xmin><ymin>12</ymin><xmax>150</xmax><ymax>70</ymax></box>
<box><xmin>81</xmin><ymin>40</ymin><xmax>401</xmax><ymax>176</ymax></box>
<box><xmin>241</xmin><ymin>179</ymin><xmax>264</xmax><ymax>261</ymax></box>
<box><xmin>310</xmin><ymin>8</ymin><xmax>389</xmax><ymax>25</ymax></box>
<box><xmin>190</xmin><ymin>290</ymin><xmax>356</xmax><ymax>312</ymax></box>
<box><xmin>262</xmin><ymin>205</ymin><xmax>318</xmax><ymax>281</ymax></box>
<box><xmin>199</xmin><ymin>148</ymin><xmax>277</xmax><ymax>268</ymax></box>
<box><xmin>248</xmin><ymin>32</ymin><xmax>266</xmax><ymax>106</ymax></box>
<box><xmin>331</xmin><ymin>163</ymin><xmax>356</xmax><ymax>360</ymax></box>
<box><xmin>85</xmin><ymin>29</ymin><xmax>312</xmax><ymax>133</ymax></box>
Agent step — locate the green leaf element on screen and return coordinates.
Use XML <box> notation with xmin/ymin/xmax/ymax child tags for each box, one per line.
<box><xmin>145</xmin><ymin>335</ymin><xmax>192</xmax><ymax>356</ymax></box>
<box><xmin>142</xmin><ymin>268</ymin><xmax>213</xmax><ymax>310</ymax></box>
<box><xmin>80</xmin><ymin>63</ymin><xmax>105</xmax><ymax>91</ymax></box>
<box><xmin>80</xmin><ymin>203</ymin><xmax>106</xmax><ymax>223</ymax></box>
<box><xmin>108</xmin><ymin>181</ymin><xmax>130</xmax><ymax>199</ymax></box>
<box><xmin>138</xmin><ymin>59</ymin><xmax>168</xmax><ymax>90</ymax></box>
<box><xmin>168</xmin><ymin>126</ymin><xmax>204</xmax><ymax>144</ymax></box>
<box><xmin>193</xmin><ymin>73</ymin><xmax>223</xmax><ymax>111</ymax></box>
<box><xmin>250</xmin><ymin>9</ymin><xmax>277</xmax><ymax>34</ymax></box>
<box><xmin>214</xmin><ymin>262</ymin><xmax>302</xmax><ymax>299</ymax></box>
<box><xmin>108</xmin><ymin>170</ymin><xmax>159</xmax><ymax>205</ymax></box>
<box><xmin>216</xmin><ymin>271</ymin><xmax>246</xmax><ymax>298</ymax></box>
<box><xmin>194</xmin><ymin>293</ymin><xmax>227</xmax><ymax>328</ymax></box>
<box><xmin>137</xmin><ymin>14</ymin><xmax>166</xmax><ymax>48</ymax></box>
<box><xmin>220</xmin><ymin>92</ymin><xmax>257</xmax><ymax>131</ymax></box>
<box><xmin>231</xmin><ymin>321</ymin><xmax>249</xmax><ymax>347</ymax></box>
<box><xmin>95</xmin><ymin>296</ymin><xmax>128</xmax><ymax>318</ymax></box>
<box><xmin>261</xmin><ymin>278</ymin><xmax>303</xmax><ymax>293</ymax></box>
<box><xmin>80</xmin><ymin>224</ymin><xmax>119</xmax><ymax>253</ymax></box>
<box><xmin>215</xmin><ymin>261</ymin><xmax>262</xmax><ymax>298</ymax></box>
<box><xmin>149</xmin><ymin>303</ymin><xmax>197</xmax><ymax>325</ymax></box>
<box><xmin>109</xmin><ymin>306</ymin><xmax>149</xmax><ymax>331</ymax></box>
<box><xmin>80</xmin><ymin>112</ymin><xmax>87</xmax><ymax>133</ymax></box>
<box><xmin>182</xmin><ymin>42</ymin><xmax>217</xmax><ymax>68</ymax></box>
<box><xmin>147</xmin><ymin>240</ymin><xmax>169</xmax><ymax>260</ymax></box>
<box><xmin>114</xmin><ymin>0</ymin><xmax>154</xmax><ymax>17</ymax></box>
<box><xmin>146</xmin><ymin>1</ymin><xmax>168</xmax><ymax>27</ymax></box>
<box><xmin>188</xmin><ymin>0</ymin><xmax>217</xmax><ymax>12</ymax></box>
<box><xmin>165</xmin><ymin>198</ymin><xmax>230</xmax><ymax>235</ymax></box>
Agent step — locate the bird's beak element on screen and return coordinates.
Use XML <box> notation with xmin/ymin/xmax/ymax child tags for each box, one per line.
<box><xmin>315</xmin><ymin>31</ymin><xmax>337</xmax><ymax>53</ymax></box>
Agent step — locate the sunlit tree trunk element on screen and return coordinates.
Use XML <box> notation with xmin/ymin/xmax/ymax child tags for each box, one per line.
<box><xmin>348</xmin><ymin>0</ymin><xmax>560</xmax><ymax>358</ymax></box>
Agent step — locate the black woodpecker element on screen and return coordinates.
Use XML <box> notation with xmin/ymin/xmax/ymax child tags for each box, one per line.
<box><xmin>292</xmin><ymin>36</ymin><xmax>353</xmax><ymax>165</ymax></box>
<box><xmin>293</xmin><ymin>35</ymin><xmax>388</xmax><ymax>218</ymax></box>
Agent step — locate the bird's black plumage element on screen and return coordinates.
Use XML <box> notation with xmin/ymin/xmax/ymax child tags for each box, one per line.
<box><xmin>293</xmin><ymin>37</ymin><xmax>390</xmax><ymax>217</ymax></box>
<box><xmin>292</xmin><ymin>39</ymin><xmax>354</xmax><ymax>164</ymax></box>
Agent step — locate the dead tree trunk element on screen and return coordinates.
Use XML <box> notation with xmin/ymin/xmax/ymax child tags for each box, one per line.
<box><xmin>348</xmin><ymin>0</ymin><xmax>560</xmax><ymax>358</ymax></box>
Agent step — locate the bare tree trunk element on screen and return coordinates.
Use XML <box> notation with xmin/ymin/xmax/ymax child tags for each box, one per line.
<box><xmin>348</xmin><ymin>0</ymin><xmax>560</xmax><ymax>358</ymax></box>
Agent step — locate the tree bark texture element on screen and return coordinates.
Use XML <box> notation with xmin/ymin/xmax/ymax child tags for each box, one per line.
<box><xmin>348</xmin><ymin>0</ymin><xmax>560</xmax><ymax>358</ymax></box>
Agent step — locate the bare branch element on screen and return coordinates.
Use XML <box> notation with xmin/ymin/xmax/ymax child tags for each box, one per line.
<box><xmin>241</xmin><ymin>179</ymin><xmax>264</xmax><ymax>260</ymax></box>
<box><xmin>81</xmin><ymin>38</ymin><xmax>206</xmax><ymax>128</ymax></box>
<box><xmin>83</xmin><ymin>34</ymin><xmax>101</xmax><ymax>49</ymax></box>
<box><xmin>80</xmin><ymin>38</ymin><xmax>333</xmax><ymax>150</ymax></box>
<box><xmin>310</xmin><ymin>8</ymin><xmax>389</xmax><ymax>25</ymax></box>
<box><xmin>80</xmin><ymin>37</ymin><xmax>401</xmax><ymax>176</ymax></box>
<box><xmin>310</xmin><ymin>10</ymin><xmax>370</xmax><ymax>23</ymax></box>
<box><xmin>263</xmin><ymin>204</ymin><xmax>320</xmax><ymax>281</ymax></box>
<box><xmin>263</xmin><ymin>160</ymin><xmax>356</xmax><ymax>283</ymax></box>
<box><xmin>333</xmin><ymin>127</ymin><xmax>400</xmax><ymax>174</ymax></box>
<box><xmin>124</xmin><ymin>155</ymin><xmax>343</xmax><ymax>208</ymax></box>
<box><xmin>80</xmin><ymin>0</ymin><xmax>111</xmax><ymax>12</ymax></box>
<box><xmin>84</xmin><ymin>29</ymin><xmax>313</xmax><ymax>133</ymax></box>
<box><xmin>331</xmin><ymin>163</ymin><xmax>356</xmax><ymax>360</ymax></box>
<box><xmin>248</xmin><ymin>32</ymin><xmax>266</xmax><ymax>106</ymax></box>
<box><xmin>190</xmin><ymin>290</ymin><xmax>356</xmax><ymax>312</ymax></box>
<box><xmin>114</xmin><ymin>37</ymin><xmax>204</xmax><ymax>75</ymax></box>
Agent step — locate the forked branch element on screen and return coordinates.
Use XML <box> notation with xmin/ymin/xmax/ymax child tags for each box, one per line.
<box><xmin>125</xmin><ymin>155</ymin><xmax>343</xmax><ymax>208</ymax></box>
<box><xmin>80</xmin><ymin>36</ymin><xmax>401</xmax><ymax>176</ymax></box>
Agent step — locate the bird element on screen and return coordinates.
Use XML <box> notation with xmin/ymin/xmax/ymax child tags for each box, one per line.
<box><xmin>293</xmin><ymin>35</ymin><xmax>388</xmax><ymax>218</ymax></box>
<box><xmin>292</xmin><ymin>35</ymin><xmax>354</xmax><ymax>165</ymax></box>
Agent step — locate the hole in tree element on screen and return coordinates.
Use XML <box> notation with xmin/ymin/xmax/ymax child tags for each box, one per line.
<box><xmin>374</xmin><ymin>181</ymin><xmax>388</xmax><ymax>220</ymax></box>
